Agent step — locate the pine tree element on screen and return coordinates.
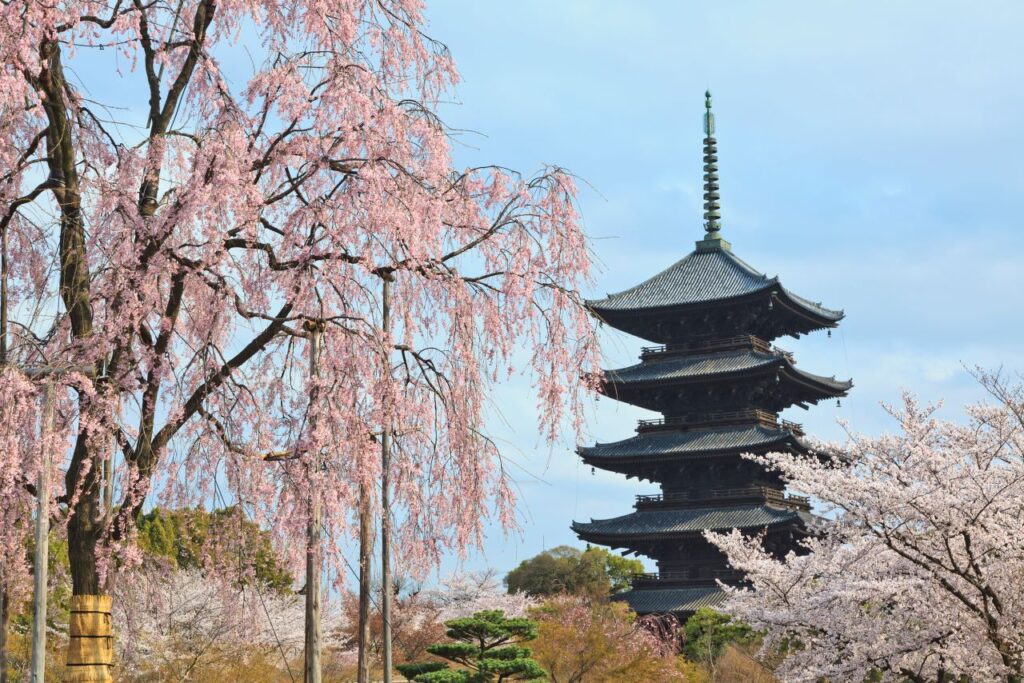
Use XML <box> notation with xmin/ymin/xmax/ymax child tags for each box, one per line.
<box><xmin>397</xmin><ymin>610</ymin><xmax>546</xmax><ymax>682</ymax></box>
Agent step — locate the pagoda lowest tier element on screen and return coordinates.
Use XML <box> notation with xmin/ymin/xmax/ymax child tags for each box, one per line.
<box><xmin>572</xmin><ymin>92</ymin><xmax>851</xmax><ymax>617</ymax></box>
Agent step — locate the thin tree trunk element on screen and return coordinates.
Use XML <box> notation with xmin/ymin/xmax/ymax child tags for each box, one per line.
<box><xmin>380</xmin><ymin>279</ymin><xmax>393</xmax><ymax>683</ymax></box>
<box><xmin>304</xmin><ymin>324</ymin><xmax>322</xmax><ymax>683</ymax></box>
<box><xmin>357</xmin><ymin>483</ymin><xmax>374</xmax><ymax>683</ymax></box>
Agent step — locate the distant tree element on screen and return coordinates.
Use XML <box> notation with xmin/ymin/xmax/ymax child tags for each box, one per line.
<box><xmin>396</xmin><ymin>610</ymin><xmax>545</xmax><ymax>682</ymax></box>
<box><xmin>504</xmin><ymin>546</ymin><xmax>643</xmax><ymax>597</ymax></box>
<box><xmin>426</xmin><ymin>571</ymin><xmax>538</xmax><ymax>622</ymax></box>
<box><xmin>682</xmin><ymin>608</ymin><xmax>756</xmax><ymax>671</ymax></box>
<box><xmin>136</xmin><ymin>507</ymin><xmax>293</xmax><ymax>593</ymax></box>
<box><xmin>529</xmin><ymin>594</ymin><xmax>687</xmax><ymax>682</ymax></box>
<box><xmin>113</xmin><ymin>565</ymin><xmax>313</xmax><ymax>682</ymax></box>
<box><xmin>602</xmin><ymin>551</ymin><xmax>647</xmax><ymax>594</ymax></box>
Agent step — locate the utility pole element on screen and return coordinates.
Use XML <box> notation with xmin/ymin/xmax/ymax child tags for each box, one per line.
<box><xmin>357</xmin><ymin>481</ymin><xmax>373</xmax><ymax>683</ymax></box>
<box><xmin>380</xmin><ymin>278</ymin><xmax>394</xmax><ymax>683</ymax></box>
<box><xmin>29</xmin><ymin>381</ymin><xmax>55</xmax><ymax>683</ymax></box>
<box><xmin>304</xmin><ymin>322</ymin><xmax>322</xmax><ymax>683</ymax></box>
<box><xmin>102</xmin><ymin>359</ymin><xmax>114</xmax><ymax>525</ymax></box>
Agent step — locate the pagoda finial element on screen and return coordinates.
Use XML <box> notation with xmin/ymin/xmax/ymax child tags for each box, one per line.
<box><xmin>704</xmin><ymin>90</ymin><xmax>714</xmax><ymax>137</ymax></box>
<box><xmin>696</xmin><ymin>90</ymin><xmax>730</xmax><ymax>252</ymax></box>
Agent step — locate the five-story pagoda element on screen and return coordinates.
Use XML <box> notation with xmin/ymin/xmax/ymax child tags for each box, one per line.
<box><xmin>572</xmin><ymin>93</ymin><xmax>852</xmax><ymax>616</ymax></box>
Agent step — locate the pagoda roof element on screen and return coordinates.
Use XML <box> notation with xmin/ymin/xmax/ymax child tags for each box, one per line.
<box><xmin>602</xmin><ymin>348</ymin><xmax>852</xmax><ymax>394</ymax></box>
<box><xmin>588</xmin><ymin>245</ymin><xmax>843</xmax><ymax>322</ymax></box>
<box><xmin>572</xmin><ymin>504</ymin><xmax>812</xmax><ymax>541</ymax></box>
<box><xmin>579</xmin><ymin>424</ymin><xmax>804</xmax><ymax>462</ymax></box>
<box><xmin>614</xmin><ymin>585</ymin><xmax>727</xmax><ymax>615</ymax></box>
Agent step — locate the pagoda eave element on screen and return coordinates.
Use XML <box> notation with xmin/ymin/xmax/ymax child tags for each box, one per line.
<box><xmin>591</xmin><ymin>284</ymin><xmax>842</xmax><ymax>343</ymax></box>
<box><xmin>600</xmin><ymin>359</ymin><xmax>850</xmax><ymax>413</ymax></box>
<box><xmin>578</xmin><ymin>427</ymin><xmax>809</xmax><ymax>468</ymax></box>
<box><xmin>572</xmin><ymin>518</ymin><xmax>809</xmax><ymax>547</ymax></box>
<box><xmin>579</xmin><ymin>443</ymin><xmax>806</xmax><ymax>478</ymax></box>
<box><xmin>613</xmin><ymin>585</ymin><xmax>728</xmax><ymax>616</ymax></box>
<box><xmin>571</xmin><ymin>505</ymin><xmax>814</xmax><ymax>547</ymax></box>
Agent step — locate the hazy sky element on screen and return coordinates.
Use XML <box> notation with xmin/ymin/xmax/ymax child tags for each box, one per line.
<box><xmin>421</xmin><ymin>0</ymin><xmax>1024</xmax><ymax>576</ymax></box>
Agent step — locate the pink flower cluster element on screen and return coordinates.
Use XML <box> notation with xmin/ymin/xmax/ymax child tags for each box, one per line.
<box><xmin>708</xmin><ymin>371</ymin><xmax>1024</xmax><ymax>681</ymax></box>
<box><xmin>0</xmin><ymin>0</ymin><xmax>600</xmax><ymax>598</ymax></box>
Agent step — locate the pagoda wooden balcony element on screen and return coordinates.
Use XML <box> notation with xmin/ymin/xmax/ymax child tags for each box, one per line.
<box><xmin>636</xmin><ymin>409</ymin><xmax>805</xmax><ymax>436</ymax></box>
<box><xmin>631</xmin><ymin>568</ymin><xmax>745</xmax><ymax>588</ymax></box>
<box><xmin>634</xmin><ymin>486</ymin><xmax>811</xmax><ymax>511</ymax></box>
<box><xmin>640</xmin><ymin>334</ymin><xmax>795</xmax><ymax>363</ymax></box>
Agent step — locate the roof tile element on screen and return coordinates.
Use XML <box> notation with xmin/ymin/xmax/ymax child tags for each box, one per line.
<box><xmin>588</xmin><ymin>246</ymin><xmax>842</xmax><ymax>321</ymax></box>
<box><xmin>580</xmin><ymin>424</ymin><xmax>797</xmax><ymax>459</ymax></box>
<box><xmin>614</xmin><ymin>586</ymin><xmax>728</xmax><ymax>614</ymax></box>
<box><xmin>572</xmin><ymin>504</ymin><xmax>812</xmax><ymax>537</ymax></box>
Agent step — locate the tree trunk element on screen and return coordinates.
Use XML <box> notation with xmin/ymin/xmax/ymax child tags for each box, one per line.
<box><xmin>34</xmin><ymin>35</ymin><xmax>108</xmax><ymax>683</ymax></box>
<box><xmin>65</xmin><ymin>441</ymin><xmax>112</xmax><ymax>683</ymax></box>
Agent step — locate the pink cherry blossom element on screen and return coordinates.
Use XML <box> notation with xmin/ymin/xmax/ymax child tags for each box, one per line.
<box><xmin>0</xmin><ymin>1</ymin><xmax>600</xmax><ymax>668</ymax></box>
<box><xmin>708</xmin><ymin>370</ymin><xmax>1024</xmax><ymax>682</ymax></box>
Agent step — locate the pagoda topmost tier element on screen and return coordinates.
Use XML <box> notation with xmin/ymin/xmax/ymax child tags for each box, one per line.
<box><xmin>588</xmin><ymin>238</ymin><xmax>843</xmax><ymax>344</ymax></box>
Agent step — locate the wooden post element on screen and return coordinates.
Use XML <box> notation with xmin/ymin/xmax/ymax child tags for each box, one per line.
<box><xmin>0</xmin><ymin>580</ymin><xmax>8</xmax><ymax>683</ymax></box>
<box><xmin>304</xmin><ymin>323</ymin><xmax>322</xmax><ymax>683</ymax></box>
<box><xmin>357</xmin><ymin>482</ymin><xmax>373</xmax><ymax>683</ymax></box>
<box><xmin>1</xmin><ymin>162</ymin><xmax>9</xmax><ymax>683</ymax></box>
<box><xmin>30</xmin><ymin>381</ymin><xmax>54</xmax><ymax>683</ymax></box>
<box><xmin>380</xmin><ymin>279</ymin><xmax>393</xmax><ymax>683</ymax></box>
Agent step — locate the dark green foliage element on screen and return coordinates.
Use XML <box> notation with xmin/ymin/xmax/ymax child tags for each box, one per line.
<box><xmin>136</xmin><ymin>506</ymin><xmax>292</xmax><ymax>593</ymax></box>
<box><xmin>395</xmin><ymin>661</ymin><xmax>449</xmax><ymax>679</ymax></box>
<box><xmin>414</xmin><ymin>670</ymin><xmax>471</xmax><ymax>683</ymax></box>
<box><xmin>682</xmin><ymin>607</ymin><xmax>756</xmax><ymax>663</ymax></box>
<box><xmin>504</xmin><ymin>545</ymin><xmax>643</xmax><ymax>597</ymax></box>
<box><xmin>400</xmin><ymin>610</ymin><xmax>546</xmax><ymax>682</ymax></box>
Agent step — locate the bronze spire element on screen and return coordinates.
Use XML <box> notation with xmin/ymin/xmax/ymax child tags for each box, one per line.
<box><xmin>697</xmin><ymin>90</ymin><xmax>730</xmax><ymax>251</ymax></box>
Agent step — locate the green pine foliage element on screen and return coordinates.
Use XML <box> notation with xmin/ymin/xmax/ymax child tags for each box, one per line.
<box><xmin>396</xmin><ymin>610</ymin><xmax>546</xmax><ymax>683</ymax></box>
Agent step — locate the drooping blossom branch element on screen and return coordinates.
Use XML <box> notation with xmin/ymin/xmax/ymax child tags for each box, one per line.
<box><xmin>0</xmin><ymin>0</ymin><xmax>600</xmax><ymax>644</ymax></box>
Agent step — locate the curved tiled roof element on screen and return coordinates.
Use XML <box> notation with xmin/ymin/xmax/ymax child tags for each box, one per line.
<box><xmin>605</xmin><ymin>349</ymin><xmax>777</xmax><ymax>383</ymax></box>
<box><xmin>602</xmin><ymin>349</ymin><xmax>853</xmax><ymax>394</ymax></box>
<box><xmin>590</xmin><ymin>248</ymin><xmax>771</xmax><ymax>310</ymax></box>
<box><xmin>588</xmin><ymin>245</ymin><xmax>842</xmax><ymax>321</ymax></box>
<box><xmin>579</xmin><ymin>424</ymin><xmax>799</xmax><ymax>460</ymax></box>
<box><xmin>614</xmin><ymin>586</ymin><xmax>727</xmax><ymax>614</ymax></box>
<box><xmin>572</xmin><ymin>504</ymin><xmax>812</xmax><ymax>538</ymax></box>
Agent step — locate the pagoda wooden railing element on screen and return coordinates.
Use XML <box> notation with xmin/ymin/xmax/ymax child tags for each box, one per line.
<box><xmin>631</xmin><ymin>569</ymin><xmax>745</xmax><ymax>586</ymax></box>
<box><xmin>634</xmin><ymin>486</ymin><xmax>811</xmax><ymax>510</ymax></box>
<box><xmin>640</xmin><ymin>335</ymin><xmax>795</xmax><ymax>363</ymax></box>
<box><xmin>636</xmin><ymin>409</ymin><xmax>804</xmax><ymax>436</ymax></box>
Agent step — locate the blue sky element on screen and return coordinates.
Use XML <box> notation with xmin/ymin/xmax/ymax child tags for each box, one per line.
<box><xmin>423</xmin><ymin>0</ymin><xmax>1024</xmax><ymax>576</ymax></box>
